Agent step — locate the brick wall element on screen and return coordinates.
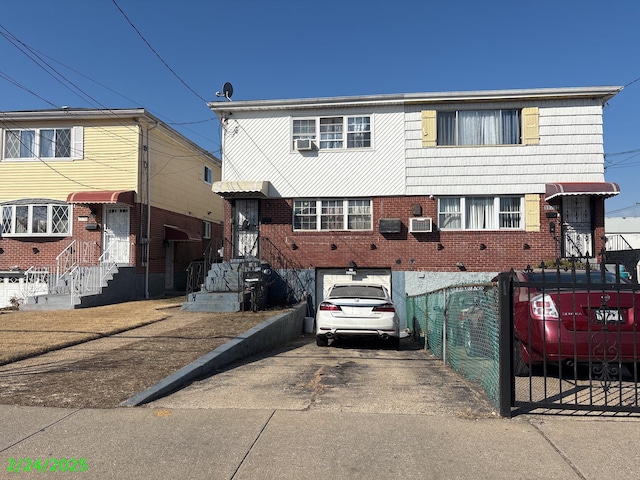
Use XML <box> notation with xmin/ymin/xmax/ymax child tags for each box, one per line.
<box><xmin>0</xmin><ymin>205</ymin><xmax>102</xmax><ymax>270</ymax></box>
<box><xmin>0</xmin><ymin>204</ymin><xmax>211</xmax><ymax>275</ymax></box>
<box><xmin>146</xmin><ymin>206</ymin><xmax>208</xmax><ymax>274</ymax></box>
<box><xmin>220</xmin><ymin>195</ymin><xmax>608</xmax><ymax>273</ymax></box>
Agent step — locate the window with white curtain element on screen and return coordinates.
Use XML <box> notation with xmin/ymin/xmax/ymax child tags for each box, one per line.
<box><xmin>438</xmin><ymin>196</ymin><xmax>523</xmax><ymax>230</ymax></box>
<box><xmin>292</xmin><ymin>116</ymin><xmax>372</xmax><ymax>150</ymax></box>
<box><xmin>1</xmin><ymin>203</ymin><xmax>71</xmax><ymax>236</ymax></box>
<box><xmin>293</xmin><ymin>199</ymin><xmax>372</xmax><ymax>231</ymax></box>
<box><xmin>437</xmin><ymin>110</ymin><xmax>521</xmax><ymax>146</ymax></box>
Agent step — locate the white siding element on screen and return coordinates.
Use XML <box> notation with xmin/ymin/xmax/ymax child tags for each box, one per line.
<box><xmin>405</xmin><ymin>99</ymin><xmax>607</xmax><ymax>196</ymax></box>
<box><xmin>222</xmin><ymin>106</ymin><xmax>406</xmax><ymax>198</ymax></box>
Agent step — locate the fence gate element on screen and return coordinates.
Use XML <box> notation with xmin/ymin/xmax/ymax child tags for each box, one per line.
<box><xmin>498</xmin><ymin>269</ymin><xmax>640</xmax><ymax>416</ymax></box>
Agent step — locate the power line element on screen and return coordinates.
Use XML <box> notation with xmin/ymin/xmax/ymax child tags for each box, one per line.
<box><xmin>604</xmin><ymin>148</ymin><xmax>640</xmax><ymax>157</ymax></box>
<box><xmin>10</xmin><ymin>37</ymin><xmax>220</xmax><ymax>150</ymax></box>
<box><xmin>624</xmin><ymin>75</ymin><xmax>640</xmax><ymax>89</ymax></box>
<box><xmin>111</xmin><ymin>0</ymin><xmax>209</xmax><ymax>104</ymax></box>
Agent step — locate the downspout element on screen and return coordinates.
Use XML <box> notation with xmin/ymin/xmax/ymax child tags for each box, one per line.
<box><xmin>145</xmin><ymin>122</ymin><xmax>158</xmax><ymax>299</ymax></box>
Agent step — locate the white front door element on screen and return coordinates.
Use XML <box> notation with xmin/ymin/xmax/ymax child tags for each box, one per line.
<box><xmin>103</xmin><ymin>206</ymin><xmax>130</xmax><ymax>265</ymax></box>
<box><xmin>234</xmin><ymin>199</ymin><xmax>259</xmax><ymax>258</ymax></box>
<box><xmin>562</xmin><ymin>196</ymin><xmax>593</xmax><ymax>258</ymax></box>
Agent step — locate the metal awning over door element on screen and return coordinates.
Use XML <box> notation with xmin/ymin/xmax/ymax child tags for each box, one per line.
<box><xmin>545</xmin><ymin>182</ymin><xmax>620</xmax><ymax>201</ymax></box>
<box><xmin>66</xmin><ymin>190</ymin><xmax>135</xmax><ymax>205</ymax></box>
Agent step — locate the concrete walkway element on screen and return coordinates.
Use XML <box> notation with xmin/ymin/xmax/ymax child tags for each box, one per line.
<box><xmin>2</xmin><ymin>404</ymin><xmax>639</xmax><ymax>479</ymax></box>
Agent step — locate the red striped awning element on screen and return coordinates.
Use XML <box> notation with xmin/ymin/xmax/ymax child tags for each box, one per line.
<box><xmin>164</xmin><ymin>225</ymin><xmax>201</xmax><ymax>242</ymax></box>
<box><xmin>545</xmin><ymin>182</ymin><xmax>620</xmax><ymax>201</ymax></box>
<box><xmin>66</xmin><ymin>190</ymin><xmax>135</xmax><ymax>205</ymax></box>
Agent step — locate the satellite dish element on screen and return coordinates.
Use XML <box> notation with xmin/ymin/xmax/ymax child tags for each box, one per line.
<box><xmin>216</xmin><ymin>82</ymin><xmax>234</xmax><ymax>101</ymax></box>
<box><xmin>222</xmin><ymin>82</ymin><xmax>233</xmax><ymax>99</ymax></box>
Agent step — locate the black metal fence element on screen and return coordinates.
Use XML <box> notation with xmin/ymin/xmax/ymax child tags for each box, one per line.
<box><xmin>407</xmin><ymin>264</ymin><xmax>640</xmax><ymax>417</ymax></box>
<box><xmin>504</xmin><ymin>265</ymin><xmax>640</xmax><ymax>416</ymax></box>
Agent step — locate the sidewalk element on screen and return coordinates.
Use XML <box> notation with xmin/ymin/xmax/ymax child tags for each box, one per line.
<box><xmin>1</xmin><ymin>404</ymin><xmax>638</xmax><ymax>479</ymax></box>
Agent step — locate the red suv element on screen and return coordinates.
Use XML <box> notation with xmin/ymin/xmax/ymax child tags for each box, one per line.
<box><xmin>512</xmin><ymin>269</ymin><xmax>640</xmax><ymax>376</ymax></box>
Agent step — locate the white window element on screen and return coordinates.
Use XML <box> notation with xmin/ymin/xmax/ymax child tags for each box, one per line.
<box><xmin>438</xmin><ymin>196</ymin><xmax>523</xmax><ymax>230</ymax></box>
<box><xmin>320</xmin><ymin>117</ymin><xmax>343</xmax><ymax>149</ymax></box>
<box><xmin>437</xmin><ymin>110</ymin><xmax>521</xmax><ymax>146</ymax></box>
<box><xmin>292</xmin><ymin>118</ymin><xmax>316</xmax><ymax>147</ymax></box>
<box><xmin>3</xmin><ymin>127</ymin><xmax>82</xmax><ymax>160</ymax></box>
<box><xmin>203</xmin><ymin>220</ymin><xmax>211</xmax><ymax>239</ymax></box>
<box><xmin>292</xmin><ymin>115</ymin><xmax>371</xmax><ymax>150</ymax></box>
<box><xmin>293</xmin><ymin>199</ymin><xmax>372</xmax><ymax>231</ymax></box>
<box><xmin>347</xmin><ymin>116</ymin><xmax>371</xmax><ymax>148</ymax></box>
<box><xmin>1</xmin><ymin>203</ymin><xmax>71</xmax><ymax>236</ymax></box>
<box><xmin>204</xmin><ymin>165</ymin><xmax>212</xmax><ymax>184</ymax></box>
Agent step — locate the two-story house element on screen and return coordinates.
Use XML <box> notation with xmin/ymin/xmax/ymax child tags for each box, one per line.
<box><xmin>0</xmin><ymin>108</ymin><xmax>223</xmax><ymax>309</ymax></box>
<box><xmin>206</xmin><ymin>87</ymin><xmax>622</xmax><ymax>323</ymax></box>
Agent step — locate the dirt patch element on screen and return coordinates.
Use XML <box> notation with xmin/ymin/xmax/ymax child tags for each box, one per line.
<box><xmin>0</xmin><ymin>299</ymin><xmax>291</xmax><ymax>408</ymax></box>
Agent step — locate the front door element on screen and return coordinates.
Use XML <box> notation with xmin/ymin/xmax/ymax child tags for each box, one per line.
<box><xmin>103</xmin><ymin>206</ymin><xmax>130</xmax><ymax>264</ymax></box>
<box><xmin>562</xmin><ymin>196</ymin><xmax>593</xmax><ymax>258</ymax></box>
<box><xmin>234</xmin><ymin>199</ymin><xmax>259</xmax><ymax>258</ymax></box>
<box><xmin>165</xmin><ymin>242</ymin><xmax>175</xmax><ymax>289</ymax></box>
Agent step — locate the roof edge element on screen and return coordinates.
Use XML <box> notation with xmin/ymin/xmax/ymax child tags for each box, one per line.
<box><xmin>208</xmin><ymin>86</ymin><xmax>624</xmax><ymax>113</ymax></box>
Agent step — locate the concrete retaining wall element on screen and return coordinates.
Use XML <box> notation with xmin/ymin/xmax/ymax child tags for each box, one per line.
<box><xmin>122</xmin><ymin>303</ymin><xmax>307</xmax><ymax>406</ymax></box>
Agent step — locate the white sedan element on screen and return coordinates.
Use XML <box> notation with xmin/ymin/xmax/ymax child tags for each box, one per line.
<box><xmin>315</xmin><ymin>283</ymin><xmax>400</xmax><ymax>348</ymax></box>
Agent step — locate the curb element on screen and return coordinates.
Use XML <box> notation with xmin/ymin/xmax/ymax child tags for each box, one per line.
<box><xmin>121</xmin><ymin>303</ymin><xmax>307</xmax><ymax>406</ymax></box>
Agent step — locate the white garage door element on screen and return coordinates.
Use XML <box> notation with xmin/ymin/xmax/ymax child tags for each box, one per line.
<box><xmin>316</xmin><ymin>268</ymin><xmax>392</xmax><ymax>305</ymax></box>
<box><xmin>0</xmin><ymin>276</ymin><xmax>23</xmax><ymax>308</ymax></box>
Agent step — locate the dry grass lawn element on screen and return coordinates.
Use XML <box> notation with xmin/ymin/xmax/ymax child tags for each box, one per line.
<box><xmin>0</xmin><ymin>297</ymin><xmax>185</xmax><ymax>365</ymax></box>
<box><xmin>0</xmin><ymin>298</ymin><xmax>292</xmax><ymax>408</ymax></box>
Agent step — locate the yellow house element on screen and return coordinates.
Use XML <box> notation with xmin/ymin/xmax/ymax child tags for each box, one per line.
<box><xmin>0</xmin><ymin>108</ymin><xmax>223</xmax><ymax>309</ymax></box>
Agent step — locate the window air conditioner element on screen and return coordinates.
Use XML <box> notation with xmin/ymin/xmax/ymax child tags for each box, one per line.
<box><xmin>294</xmin><ymin>139</ymin><xmax>313</xmax><ymax>151</ymax></box>
<box><xmin>409</xmin><ymin>217</ymin><xmax>433</xmax><ymax>233</ymax></box>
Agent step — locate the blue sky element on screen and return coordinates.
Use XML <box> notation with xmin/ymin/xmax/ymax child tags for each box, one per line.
<box><xmin>1</xmin><ymin>0</ymin><xmax>639</xmax><ymax>212</ymax></box>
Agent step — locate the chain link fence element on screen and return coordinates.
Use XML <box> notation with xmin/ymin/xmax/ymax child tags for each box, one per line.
<box><xmin>407</xmin><ymin>282</ymin><xmax>500</xmax><ymax>408</ymax></box>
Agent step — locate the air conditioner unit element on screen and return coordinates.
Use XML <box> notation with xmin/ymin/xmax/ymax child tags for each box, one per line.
<box><xmin>294</xmin><ymin>139</ymin><xmax>313</xmax><ymax>151</ymax></box>
<box><xmin>409</xmin><ymin>217</ymin><xmax>433</xmax><ymax>233</ymax></box>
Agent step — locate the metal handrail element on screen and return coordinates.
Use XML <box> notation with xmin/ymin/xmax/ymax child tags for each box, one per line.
<box><xmin>605</xmin><ymin>234</ymin><xmax>634</xmax><ymax>251</ymax></box>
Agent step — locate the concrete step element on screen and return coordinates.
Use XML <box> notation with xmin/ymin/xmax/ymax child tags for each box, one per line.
<box><xmin>21</xmin><ymin>293</ymin><xmax>81</xmax><ymax>311</ymax></box>
<box><xmin>181</xmin><ymin>300</ymin><xmax>241</xmax><ymax>313</ymax></box>
<box><xmin>182</xmin><ymin>291</ymin><xmax>241</xmax><ymax>312</ymax></box>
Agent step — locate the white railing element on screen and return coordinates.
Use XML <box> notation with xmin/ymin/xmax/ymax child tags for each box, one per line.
<box><xmin>98</xmin><ymin>239</ymin><xmax>118</xmax><ymax>285</ymax></box>
<box><xmin>21</xmin><ymin>267</ymin><xmax>50</xmax><ymax>298</ymax></box>
<box><xmin>21</xmin><ymin>240</ymin><xmax>111</xmax><ymax>305</ymax></box>
<box><xmin>605</xmin><ymin>234</ymin><xmax>634</xmax><ymax>251</ymax></box>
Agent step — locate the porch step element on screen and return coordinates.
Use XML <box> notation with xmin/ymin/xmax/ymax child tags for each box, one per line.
<box><xmin>21</xmin><ymin>293</ymin><xmax>81</xmax><ymax>311</ymax></box>
<box><xmin>181</xmin><ymin>291</ymin><xmax>241</xmax><ymax>312</ymax></box>
<box><xmin>20</xmin><ymin>266</ymin><xmax>136</xmax><ymax>311</ymax></box>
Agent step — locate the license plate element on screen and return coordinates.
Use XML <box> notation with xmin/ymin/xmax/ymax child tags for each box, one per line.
<box><xmin>595</xmin><ymin>309</ymin><xmax>623</xmax><ymax>323</ymax></box>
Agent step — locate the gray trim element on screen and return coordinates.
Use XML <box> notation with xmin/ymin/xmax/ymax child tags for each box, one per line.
<box><xmin>208</xmin><ymin>86</ymin><xmax>623</xmax><ymax>114</ymax></box>
<box><xmin>1</xmin><ymin>198</ymin><xmax>68</xmax><ymax>205</ymax></box>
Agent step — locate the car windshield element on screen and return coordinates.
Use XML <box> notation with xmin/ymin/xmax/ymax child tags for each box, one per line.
<box><xmin>526</xmin><ymin>271</ymin><xmax>627</xmax><ymax>284</ymax></box>
<box><xmin>329</xmin><ymin>285</ymin><xmax>387</xmax><ymax>299</ymax></box>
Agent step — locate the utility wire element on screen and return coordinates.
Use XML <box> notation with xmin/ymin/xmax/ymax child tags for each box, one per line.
<box><xmin>111</xmin><ymin>0</ymin><xmax>209</xmax><ymax>104</ymax></box>
<box><xmin>624</xmin><ymin>75</ymin><xmax>640</xmax><ymax>89</ymax></box>
<box><xmin>9</xmin><ymin>36</ymin><xmax>220</xmax><ymax>149</ymax></box>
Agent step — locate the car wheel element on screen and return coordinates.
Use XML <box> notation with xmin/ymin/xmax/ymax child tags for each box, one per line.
<box><xmin>389</xmin><ymin>336</ymin><xmax>400</xmax><ymax>350</ymax></box>
<box><xmin>513</xmin><ymin>340</ymin><xmax>530</xmax><ymax>377</ymax></box>
<box><xmin>316</xmin><ymin>335</ymin><xmax>328</xmax><ymax>347</ymax></box>
<box><xmin>463</xmin><ymin>322</ymin><xmax>478</xmax><ymax>357</ymax></box>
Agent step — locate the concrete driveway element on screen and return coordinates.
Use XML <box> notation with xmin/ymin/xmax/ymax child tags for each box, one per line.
<box><xmin>148</xmin><ymin>334</ymin><xmax>497</xmax><ymax>417</ymax></box>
